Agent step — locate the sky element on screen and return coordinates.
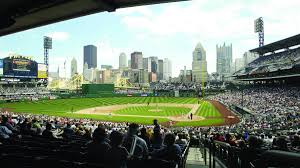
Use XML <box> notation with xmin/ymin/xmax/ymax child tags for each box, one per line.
<box><xmin>0</xmin><ymin>0</ymin><xmax>300</xmax><ymax>78</ymax></box>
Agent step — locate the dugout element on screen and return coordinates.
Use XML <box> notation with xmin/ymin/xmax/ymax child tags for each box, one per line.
<box><xmin>82</xmin><ymin>84</ymin><xmax>114</xmax><ymax>97</ymax></box>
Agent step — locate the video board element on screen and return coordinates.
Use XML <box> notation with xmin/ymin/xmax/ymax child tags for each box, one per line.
<box><xmin>12</xmin><ymin>59</ymin><xmax>31</xmax><ymax>71</ymax></box>
<box><xmin>3</xmin><ymin>57</ymin><xmax>37</xmax><ymax>78</ymax></box>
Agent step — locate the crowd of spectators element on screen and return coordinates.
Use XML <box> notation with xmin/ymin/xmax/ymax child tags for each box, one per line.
<box><xmin>209</xmin><ymin>86</ymin><xmax>300</xmax><ymax>154</ymax></box>
<box><xmin>151</xmin><ymin>82</ymin><xmax>202</xmax><ymax>91</ymax></box>
<box><xmin>235</xmin><ymin>47</ymin><xmax>300</xmax><ymax>77</ymax></box>
<box><xmin>200</xmin><ymin>127</ymin><xmax>300</xmax><ymax>167</ymax></box>
<box><xmin>0</xmin><ymin>111</ymin><xmax>192</xmax><ymax>167</ymax></box>
<box><xmin>0</xmin><ymin>86</ymin><xmax>54</xmax><ymax>101</ymax></box>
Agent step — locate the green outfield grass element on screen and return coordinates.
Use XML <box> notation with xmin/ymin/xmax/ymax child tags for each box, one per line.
<box><xmin>2</xmin><ymin>97</ymin><xmax>225</xmax><ymax>126</ymax></box>
<box><xmin>114</xmin><ymin>106</ymin><xmax>191</xmax><ymax>117</ymax></box>
<box><xmin>195</xmin><ymin>101</ymin><xmax>222</xmax><ymax>117</ymax></box>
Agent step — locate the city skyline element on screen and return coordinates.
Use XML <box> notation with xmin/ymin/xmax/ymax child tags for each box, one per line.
<box><xmin>0</xmin><ymin>0</ymin><xmax>300</xmax><ymax>78</ymax></box>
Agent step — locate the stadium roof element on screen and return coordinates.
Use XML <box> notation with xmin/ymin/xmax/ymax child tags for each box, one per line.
<box><xmin>236</xmin><ymin>74</ymin><xmax>300</xmax><ymax>81</ymax></box>
<box><xmin>249</xmin><ymin>34</ymin><xmax>300</xmax><ymax>55</ymax></box>
<box><xmin>0</xmin><ymin>0</ymin><xmax>188</xmax><ymax>37</ymax></box>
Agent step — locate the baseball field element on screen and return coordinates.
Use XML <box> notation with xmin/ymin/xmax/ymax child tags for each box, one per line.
<box><xmin>3</xmin><ymin>97</ymin><xmax>239</xmax><ymax>127</ymax></box>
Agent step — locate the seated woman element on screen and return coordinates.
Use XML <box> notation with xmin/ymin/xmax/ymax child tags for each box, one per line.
<box><xmin>151</xmin><ymin>133</ymin><xmax>182</xmax><ymax>164</ymax></box>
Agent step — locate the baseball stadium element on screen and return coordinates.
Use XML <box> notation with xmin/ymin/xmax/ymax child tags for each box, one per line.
<box><xmin>1</xmin><ymin>1</ymin><xmax>300</xmax><ymax>168</ymax></box>
<box><xmin>2</xmin><ymin>83</ymin><xmax>239</xmax><ymax>127</ymax></box>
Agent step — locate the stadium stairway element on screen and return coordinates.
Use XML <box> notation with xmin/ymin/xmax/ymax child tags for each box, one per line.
<box><xmin>186</xmin><ymin>147</ymin><xmax>208</xmax><ymax>168</ymax></box>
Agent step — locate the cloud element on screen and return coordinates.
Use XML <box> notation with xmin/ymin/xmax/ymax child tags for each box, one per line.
<box><xmin>45</xmin><ymin>32</ymin><xmax>70</xmax><ymax>41</ymax></box>
<box><xmin>95</xmin><ymin>38</ymin><xmax>132</xmax><ymax>69</ymax></box>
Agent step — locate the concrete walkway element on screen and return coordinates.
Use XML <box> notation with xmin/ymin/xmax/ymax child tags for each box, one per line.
<box><xmin>186</xmin><ymin>147</ymin><xmax>208</xmax><ymax>168</ymax></box>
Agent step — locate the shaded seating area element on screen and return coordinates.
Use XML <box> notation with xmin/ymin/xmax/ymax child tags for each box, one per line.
<box><xmin>0</xmin><ymin>134</ymin><xmax>190</xmax><ymax>168</ymax></box>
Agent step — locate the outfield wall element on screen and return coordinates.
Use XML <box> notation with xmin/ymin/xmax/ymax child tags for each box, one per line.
<box><xmin>82</xmin><ymin>84</ymin><xmax>114</xmax><ymax>97</ymax></box>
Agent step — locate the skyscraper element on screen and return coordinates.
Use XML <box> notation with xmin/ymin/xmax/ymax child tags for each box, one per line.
<box><xmin>143</xmin><ymin>57</ymin><xmax>151</xmax><ymax>72</ymax></box>
<box><xmin>119</xmin><ymin>53</ymin><xmax>127</xmax><ymax>69</ymax></box>
<box><xmin>83</xmin><ymin>45</ymin><xmax>97</xmax><ymax>69</ymax></box>
<box><xmin>149</xmin><ymin>56</ymin><xmax>158</xmax><ymax>73</ymax></box>
<box><xmin>71</xmin><ymin>57</ymin><xmax>77</xmax><ymax>77</ymax></box>
<box><xmin>216</xmin><ymin>43</ymin><xmax>232</xmax><ymax>76</ymax></box>
<box><xmin>163</xmin><ymin>58</ymin><xmax>172</xmax><ymax>81</ymax></box>
<box><xmin>192</xmin><ymin>42</ymin><xmax>208</xmax><ymax>82</ymax></box>
<box><xmin>158</xmin><ymin>59</ymin><xmax>164</xmax><ymax>81</ymax></box>
<box><xmin>130</xmin><ymin>52</ymin><xmax>143</xmax><ymax>69</ymax></box>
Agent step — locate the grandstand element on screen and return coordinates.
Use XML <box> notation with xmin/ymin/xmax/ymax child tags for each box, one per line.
<box><xmin>234</xmin><ymin>34</ymin><xmax>300</xmax><ymax>82</ymax></box>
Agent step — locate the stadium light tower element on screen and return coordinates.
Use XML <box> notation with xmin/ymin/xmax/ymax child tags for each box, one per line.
<box><xmin>254</xmin><ymin>17</ymin><xmax>264</xmax><ymax>47</ymax></box>
<box><xmin>44</xmin><ymin>36</ymin><xmax>52</xmax><ymax>82</ymax></box>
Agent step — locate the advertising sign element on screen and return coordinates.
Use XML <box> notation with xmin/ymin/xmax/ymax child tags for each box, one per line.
<box><xmin>38</xmin><ymin>64</ymin><xmax>47</xmax><ymax>78</ymax></box>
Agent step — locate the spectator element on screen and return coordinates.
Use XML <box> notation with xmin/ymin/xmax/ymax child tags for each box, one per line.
<box><xmin>139</xmin><ymin>127</ymin><xmax>150</xmax><ymax>148</ymax></box>
<box><xmin>151</xmin><ymin>133</ymin><xmax>182</xmax><ymax>164</ymax></box>
<box><xmin>1</xmin><ymin>115</ymin><xmax>15</xmax><ymax>131</ymax></box>
<box><xmin>150</xmin><ymin>127</ymin><xmax>163</xmax><ymax>149</ymax></box>
<box><xmin>42</xmin><ymin>123</ymin><xmax>55</xmax><ymax>139</ymax></box>
<box><xmin>123</xmin><ymin>123</ymin><xmax>148</xmax><ymax>159</ymax></box>
<box><xmin>106</xmin><ymin>131</ymin><xmax>129</xmax><ymax>168</ymax></box>
<box><xmin>153</xmin><ymin>119</ymin><xmax>160</xmax><ymax>131</ymax></box>
<box><xmin>87</xmin><ymin>127</ymin><xmax>111</xmax><ymax>164</ymax></box>
<box><xmin>0</xmin><ymin>125</ymin><xmax>12</xmax><ymax>140</ymax></box>
<box><xmin>175</xmin><ymin>133</ymin><xmax>188</xmax><ymax>147</ymax></box>
<box><xmin>32</xmin><ymin>118</ymin><xmax>42</xmax><ymax>134</ymax></box>
<box><xmin>240</xmin><ymin>136</ymin><xmax>263</xmax><ymax>168</ymax></box>
<box><xmin>62</xmin><ymin>123</ymin><xmax>75</xmax><ymax>139</ymax></box>
<box><xmin>225</xmin><ymin>134</ymin><xmax>236</xmax><ymax>146</ymax></box>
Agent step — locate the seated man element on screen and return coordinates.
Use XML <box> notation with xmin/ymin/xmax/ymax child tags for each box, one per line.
<box><xmin>42</xmin><ymin>123</ymin><xmax>55</xmax><ymax>139</ymax></box>
<box><xmin>0</xmin><ymin>125</ymin><xmax>12</xmax><ymax>141</ymax></box>
<box><xmin>1</xmin><ymin>115</ymin><xmax>16</xmax><ymax>132</ymax></box>
<box><xmin>175</xmin><ymin>133</ymin><xmax>188</xmax><ymax>147</ymax></box>
<box><xmin>151</xmin><ymin>133</ymin><xmax>182</xmax><ymax>164</ymax></box>
<box><xmin>123</xmin><ymin>123</ymin><xmax>148</xmax><ymax>159</ymax></box>
<box><xmin>62</xmin><ymin>123</ymin><xmax>75</xmax><ymax>139</ymax></box>
<box><xmin>87</xmin><ymin>127</ymin><xmax>111</xmax><ymax>164</ymax></box>
<box><xmin>106</xmin><ymin>131</ymin><xmax>129</xmax><ymax>168</ymax></box>
<box><xmin>150</xmin><ymin>127</ymin><xmax>163</xmax><ymax>149</ymax></box>
<box><xmin>32</xmin><ymin>118</ymin><xmax>42</xmax><ymax>134</ymax></box>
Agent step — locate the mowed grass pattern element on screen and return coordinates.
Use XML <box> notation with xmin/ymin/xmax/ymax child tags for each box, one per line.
<box><xmin>2</xmin><ymin>97</ymin><xmax>225</xmax><ymax>126</ymax></box>
<box><xmin>195</xmin><ymin>101</ymin><xmax>222</xmax><ymax>117</ymax></box>
<box><xmin>115</xmin><ymin>106</ymin><xmax>191</xmax><ymax>116</ymax></box>
<box><xmin>4</xmin><ymin>97</ymin><xmax>198</xmax><ymax>114</ymax></box>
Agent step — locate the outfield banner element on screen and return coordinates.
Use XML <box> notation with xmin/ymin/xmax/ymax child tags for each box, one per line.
<box><xmin>37</xmin><ymin>64</ymin><xmax>47</xmax><ymax>78</ymax></box>
<box><xmin>141</xmin><ymin>93</ymin><xmax>148</xmax><ymax>97</ymax></box>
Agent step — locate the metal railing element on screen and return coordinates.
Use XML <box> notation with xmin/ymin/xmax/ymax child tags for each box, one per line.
<box><xmin>199</xmin><ymin>138</ymin><xmax>300</xmax><ymax>168</ymax></box>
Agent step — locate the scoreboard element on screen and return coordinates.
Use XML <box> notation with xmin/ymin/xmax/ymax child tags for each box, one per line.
<box><xmin>0</xmin><ymin>56</ymin><xmax>47</xmax><ymax>79</ymax></box>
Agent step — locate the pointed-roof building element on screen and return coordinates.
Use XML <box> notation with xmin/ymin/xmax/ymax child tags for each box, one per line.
<box><xmin>192</xmin><ymin>42</ymin><xmax>208</xmax><ymax>83</ymax></box>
